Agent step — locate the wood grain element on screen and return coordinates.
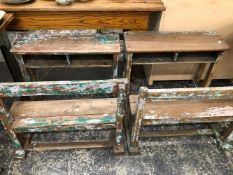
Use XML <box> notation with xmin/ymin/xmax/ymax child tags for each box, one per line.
<box><xmin>7</xmin><ymin>11</ymin><xmax>150</xmax><ymax>30</ymax></box>
<box><xmin>11</xmin><ymin>98</ymin><xmax>117</xmax><ymax>118</ymax></box>
<box><xmin>124</xmin><ymin>32</ymin><xmax>229</xmax><ymax>52</ymax></box>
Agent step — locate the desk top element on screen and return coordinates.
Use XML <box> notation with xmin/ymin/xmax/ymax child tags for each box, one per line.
<box><xmin>124</xmin><ymin>32</ymin><xmax>230</xmax><ymax>53</ymax></box>
<box><xmin>0</xmin><ymin>0</ymin><xmax>165</xmax><ymax>12</ymax></box>
<box><xmin>11</xmin><ymin>30</ymin><xmax>121</xmax><ymax>54</ymax></box>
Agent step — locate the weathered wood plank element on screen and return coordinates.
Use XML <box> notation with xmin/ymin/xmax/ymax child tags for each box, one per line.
<box><xmin>11</xmin><ymin>31</ymin><xmax>120</xmax><ymax>54</ymax></box>
<box><xmin>139</xmin><ymin>129</ymin><xmax>214</xmax><ymax>138</ymax></box>
<box><xmin>24</xmin><ymin>140</ymin><xmax>114</xmax><ymax>151</ymax></box>
<box><xmin>11</xmin><ymin>99</ymin><xmax>117</xmax><ymax>119</ymax></box>
<box><xmin>13</xmin><ymin>116</ymin><xmax>116</xmax><ymax>133</ymax></box>
<box><xmin>147</xmin><ymin>86</ymin><xmax>233</xmax><ymax>100</ymax></box>
<box><xmin>0</xmin><ymin>79</ymin><xmax>127</xmax><ymax>97</ymax></box>
<box><xmin>124</xmin><ymin>32</ymin><xmax>230</xmax><ymax>53</ymax></box>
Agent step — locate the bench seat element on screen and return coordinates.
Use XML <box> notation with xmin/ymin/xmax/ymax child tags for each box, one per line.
<box><xmin>11</xmin><ymin>98</ymin><xmax>117</xmax><ymax>133</ymax></box>
<box><xmin>130</xmin><ymin>95</ymin><xmax>233</xmax><ymax>125</ymax></box>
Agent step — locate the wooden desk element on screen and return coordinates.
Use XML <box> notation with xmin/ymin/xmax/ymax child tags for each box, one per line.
<box><xmin>0</xmin><ymin>13</ymin><xmax>23</xmax><ymax>81</ymax></box>
<box><xmin>0</xmin><ymin>0</ymin><xmax>165</xmax><ymax>30</ymax></box>
<box><xmin>124</xmin><ymin>32</ymin><xmax>229</xmax><ymax>86</ymax></box>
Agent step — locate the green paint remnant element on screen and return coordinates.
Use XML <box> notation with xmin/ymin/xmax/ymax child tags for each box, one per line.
<box><xmin>96</xmin><ymin>34</ymin><xmax>119</xmax><ymax>44</ymax></box>
<box><xmin>0</xmin><ymin>79</ymin><xmax>127</xmax><ymax>97</ymax></box>
<box><xmin>17</xmin><ymin>114</ymin><xmax>116</xmax><ymax>132</ymax></box>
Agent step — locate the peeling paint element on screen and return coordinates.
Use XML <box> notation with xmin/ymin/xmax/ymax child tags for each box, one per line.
<box><xmin>197</xmin><ymin>106</ymin><xmax>233</xmax><ymax>118</ymax></box>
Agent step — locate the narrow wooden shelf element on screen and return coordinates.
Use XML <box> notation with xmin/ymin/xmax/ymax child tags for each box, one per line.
<box><xmin>132</xmin><ymin>52</ymin><xmax>217</xmax><ymax>65</ymax></box>
<box><xmin>24</xmin><ymin>55</ymin><xmax>113</xmax><ymax>68</ymax></box>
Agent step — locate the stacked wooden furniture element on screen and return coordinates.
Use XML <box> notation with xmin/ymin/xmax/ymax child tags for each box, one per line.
<box><xmin>0</xmin><ymin>0</ymin><xmax>165</xmax><ymax>81</ymax></box>
<box><xmin>128</xmin><ymin>86</ymin><xmax>233</xmax><ymax>154</ymax></box>
<box><xmin>0</xmin><ymin>78</ymin><xmax>127</xmax><ymax>158</ymax></box>
<box><xmin>124</xmin><ymin>32</ymin><xmax>229</xmax><ymax>86</ymax></box>
<box><xmin>10</xmin><ymin>31</ymin><xmax>121</xmax><ymax>81</ymax></box>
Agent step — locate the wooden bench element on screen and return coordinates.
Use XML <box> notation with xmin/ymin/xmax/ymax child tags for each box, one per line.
<box><xmin>128</xmin><ymin>86</ymin><xmax>233</xmax><ymax>154</ymax></box>
<box><xmin>0</xmin><ymin>78</ymin><xmax>127</xmax><ymax>158</ymax></box>
<box><xmin>10</xmin><ymin>31</ymin><xmax>121</xmax><ymax>81</ymax></box>
<box><xmin>124</xmin><ymin>31</ymin><xmax>229</xmax><ymax>86</ymax></box>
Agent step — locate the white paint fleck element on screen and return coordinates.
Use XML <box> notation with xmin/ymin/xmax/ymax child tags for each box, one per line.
<box><xmin>197</xmin><ymin>106</ymin><xmax>233</xmax><ymax>118</ymax></box>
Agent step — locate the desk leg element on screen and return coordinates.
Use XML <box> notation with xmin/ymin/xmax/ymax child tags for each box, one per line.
<box><xmin>0</xmin><ymin>31</ymin><xmax>23</xmax><ymax>81</ymax></box>
<box><xmin>113</xmin><ymin>54</ymin><xmax>120</xmax><ymax>79</ymax></box>
<box><xmin>15</xmin><ymin>55</ymin><xmax>30</xmax><ymax>81</ymax></box>
<box><xmin>202</xmin><ymin>52</ymin><xmax>224</xmax><ymax>87</ymax></box>
<box><xmin>222</xmin><ymin>122</ymin><xmax>233</xmax><ymax>149</ymax></box>
<box><xmin>193</xmin><ymin>63</ymin><xmax>206</xmax><ymax>87</ymax></box>
<box><xmin>148</xmin><ymin>11</ymin><xmax>162</xmax><ymax>31</ymax></box>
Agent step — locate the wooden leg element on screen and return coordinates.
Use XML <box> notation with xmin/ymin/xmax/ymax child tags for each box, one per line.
<box><xmin>222</xmin><ymin>122</ymin><xmax>233</xmax><ymax>149</ymax></box>
<box><xmin>114</xmin><ymin>114</ymin><xmax>125</xmax><ymax>155</ymax></box>
<box><xmin>202</xmin><ymin>53</ymin><xmax>224</xmax><ymax>87</ymax></box>
<box><xmin>129</xmin><ymin>87</ymin><xmax>147</xmax><ymax>154</ymax></box>
<box><xmin>28</xmin><ymin>68</ymin><xmax>39</xmax><ymax>81</ymax></box>
<box><xmin>124</xmin><ymin>53</ymin><xmax>133</xmax><ymax>82</ymax></box>
<box><xmin>114</xmin><ymin>84</ymin><xmax>125</xmax><ymax>155</ymax></box>
<box><xmin>0</xmin><ymin>100</ymin><xmax>26</xmax><ymax>159</ymax></box>
<box><xmin>112</xmin><ymin>54</ymin><xmax>119</xmax><ymax>79</ymax></box>
<box><xmin>124</xmin><ymin>53</ymin><xmax>133</xmax><ymax>106</ymax></box>
<box><xmin>0</xmin><ymin>31</ymin><xmax>23</xmax><ymax>81</ymax></box>
<box><xmin>193</xmin><ymin>63</ymin><xmax>206</xmax><ymax>87</ymax></box>
<box><xmin>15</xmin><ymin>55</ymin><xmax>31</xmax><ymax>81</ymax></box>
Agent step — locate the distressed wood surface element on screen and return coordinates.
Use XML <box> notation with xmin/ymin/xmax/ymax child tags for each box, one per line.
<box><xmin>147</xmin><ymin>86</ymin><xmax>233</xmax><ymax>100</ymax></box>
<box><xmin>0</xmin><ymin>79</ymin><xmax>127</xmax><ymax>97</ymax></box>
<box><xmin>0</xmin><ymin>13</ymin><xmax>14</xmax><ymax>32</ymax></box>
<box><xmin>11</xmin><ymin>31</ymin><xmax>120</xmax><ymax>54</ymax></box>
<box><xmin>24</xmin><ymin>140</ymin><xmax>114</xmax><ymax>151</ymax></box>
<box><xmin>129</xmin><ymin>86</ymin><xmax>233</xmax><ymax>152</ymax></box>
<box><xmin>124</xmin><ymin>32</ymin><xmax>229</xmax><ymax>53</ymax></box>
<box><xmin>130</xmin><ymin>87</ymin><xmax>147</xmax><ymax>150</ymax></box>
<box><xmin>139</xmin><ymin>129</ymin><xmax>214</xmax><ymax>138</ymax></box>
<box><xmin>11</xmin><ymin>99</ymin><xmax>117</xmax><ymax>119</ymax></box>
<box><xmin>114</xmin><ymin>84</ymin><xmax>126</xmax><ymax>154</ymax></box>
<box><xmin>0</xmin><ymin>0</ymin><xmax>165</xmax><ymax>12</ymax></box>
<box><xmin>12</xmin><ymin>113</ymin><xmax>116</xmax><ymax>133</ymax></box>
<box><xmin>130</xmin><ymin>96</ymin><xmax>233</xmax><ymax>124</ymax></box>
